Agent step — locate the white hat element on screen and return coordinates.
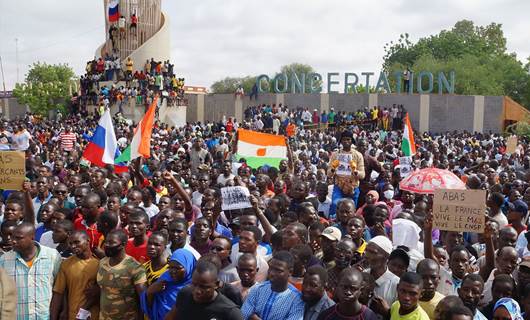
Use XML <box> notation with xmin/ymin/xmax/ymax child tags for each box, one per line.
<box><xmin>320</xmin><ymin>226</ymin><xmax>342</xmax><ymax>241</ymax></box>
<box><xmin>369</xmin><ymin>236</ymin><xmax>393</xmax><ymax>255</ymax></box>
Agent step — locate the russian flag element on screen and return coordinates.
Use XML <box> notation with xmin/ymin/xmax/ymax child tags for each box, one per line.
<box><xmin>83</xmin><ymin>109</ymin><xmax>118</xmax><ymax>168</ymax></box>
<box><xmin>108</xmin><ymin>0</ymin><xmax>120</xmax><ymax>23</ymax></box>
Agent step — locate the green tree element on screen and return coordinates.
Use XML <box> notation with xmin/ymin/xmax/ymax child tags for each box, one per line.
<box><xmin>383</xmin><ymin>20</ymin><xmax>530</xmax><ymax>107</ymax></box>
<box><xmin>210</xmin><ymin>62</ymin><xmax>318</xmax><ymax>94</ymax></box>
<box><xmin>13</xmin><ymin>62</ymin><xmax>76</xmax><ymax>115</ymax></box>
<box><xmin>274</xmin><ymin>63</ymin><xmax>316</xmax><ymax>93</ymax></box>
<box><xmin>210</xmin><ymin>76</ymin><xmax>257</xmax><ymax>94</ymax></box>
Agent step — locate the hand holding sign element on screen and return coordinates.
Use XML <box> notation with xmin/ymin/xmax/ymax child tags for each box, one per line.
<box><xmin>433</xmin><ymin>189</ymin><xmax>486</xmax><ymax>233</ymax></box>
<box><xmin>221</xmin><ymin>186</ymin><xmax>252</xmax><ymax>211</ymax></box>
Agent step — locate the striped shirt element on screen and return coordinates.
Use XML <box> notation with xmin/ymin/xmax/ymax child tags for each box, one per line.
<box><xmin>59</xmin><ymin>131</ymin><xmax>76</xmax><ymax>151</ymax></box>
<box><xmin>0</xmin><ymin>243</ymin><xmax>62</xmax><ymax>320</ymax></box>
<box><xmin>242</xmin><ymin>281</ymin><xmax>304</xmax><ymax>320</ymax></box>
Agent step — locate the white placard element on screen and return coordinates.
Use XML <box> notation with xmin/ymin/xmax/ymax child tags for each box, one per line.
<box><xmin>221</xmin><ymin>186</ymin><xmax>252</xmax><ymax>211</ymax></box>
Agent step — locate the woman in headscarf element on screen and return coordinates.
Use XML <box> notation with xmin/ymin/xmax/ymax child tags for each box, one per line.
<box><xmin>493</xmin><ymin>298</ymin><xmax>523</xmax><ymax>320</ymax></box>
<box><xmin>141</xmin><ymin>249</ymin><xmax>196</xmax><ymax>320</ymax></box>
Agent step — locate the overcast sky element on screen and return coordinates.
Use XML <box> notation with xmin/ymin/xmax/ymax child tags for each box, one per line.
<box><xmin>0</xmin><ymin>0</ymin><xmax>528</xmax><ymax>91</ymax></box>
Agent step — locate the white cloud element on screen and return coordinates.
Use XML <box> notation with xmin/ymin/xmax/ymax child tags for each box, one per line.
<box><xmin>0</xmin><ymin>0</ymin><xmax>528</xmax><ymax>90</ymax></box>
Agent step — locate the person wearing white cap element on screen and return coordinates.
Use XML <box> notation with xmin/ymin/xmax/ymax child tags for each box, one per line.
<box><xmin>319</xmin><ymin>226</ymin><xmax>341</xmax><ymax>269</ymax></box>
<box><xmin>365</xmin><ymin>236</ymin><xmax>400</xmax><ymax>306</ymax></box>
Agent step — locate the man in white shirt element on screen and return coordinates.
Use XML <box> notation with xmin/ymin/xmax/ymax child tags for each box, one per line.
<box><xmin>316</xmin><ymin>182</ymin><xmax>332</xmax><ymax>219</ymax></box>
<box><xmin>229</xmin><ymin>226</ymin><xmax>269</xmax><ymax>282</ymax></box>
<box><xmin>216</xmin><ymin>160</ymin><xmax>235</xmax><ymax>186</ymax></box>
<box><xmin>365</xmin><ymin>236</ymin><xmax>400</xmax><ymax>305</ymax></box>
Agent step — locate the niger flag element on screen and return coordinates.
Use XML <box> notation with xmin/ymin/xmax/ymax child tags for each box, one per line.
<box><xmin>236</xmin><ymin>129</ymin><xmax>287</xmax><ymax>168</ymax></box>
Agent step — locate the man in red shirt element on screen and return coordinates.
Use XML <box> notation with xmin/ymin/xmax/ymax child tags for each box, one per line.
<box><xmin>58</xmin><ymin>126</ymin><xmax>76</xmax><ymax>153</ymax></box>
<box><xmin>74</xmin><ymin>192</ymin><xmax>103</xmax><ymax>251</ymax></box>
<box><xmin>125</xmin><ymin>210</ymin><xmax>151</xmax><ymax>263</ymax></box>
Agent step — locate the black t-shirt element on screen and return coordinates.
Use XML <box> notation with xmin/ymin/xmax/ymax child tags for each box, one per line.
<box><xmin>176</xmin><ymin>287</ymin><xmax>243</xmax><ymax>320</ymax></box>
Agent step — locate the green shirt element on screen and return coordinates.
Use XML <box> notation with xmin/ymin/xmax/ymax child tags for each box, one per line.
<box><xmin>390</xmin><ymin>302</ymin><xmax>430</xmax><ymax>320</ymax></box>
<box><xmin>97</xmin><ymin>255</ymin><xmax>146</xmax><ymax>320</ymax></box>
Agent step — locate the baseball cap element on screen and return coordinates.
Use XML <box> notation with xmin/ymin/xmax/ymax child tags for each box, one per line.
<box><xmin>320</xmin><ymin>226</ymin><xmax>341</xmax><ymax>242</ymax></box>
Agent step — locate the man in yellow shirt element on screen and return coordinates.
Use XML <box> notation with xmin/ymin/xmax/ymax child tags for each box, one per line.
<box><xmin>390</xmin><ymin>272</ymin><xmax>430</xmax><ymax>320</ymax></box>
<box><xmin>125</xmin><ymin>57</ymin><xmax>134</xmax><ymax>78</ymax></box>
<box><xmin>50</xmin><ymin>230</ymin><xmax>100</xmax><ymax>320</ymax></box>
<box><xmin>417</xmin><ymin>259</ymin><xmax>445</xmax><ymax>319</ymax></box>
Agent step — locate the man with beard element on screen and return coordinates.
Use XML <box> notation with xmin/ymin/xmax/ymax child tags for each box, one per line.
<box><xmin>317</xmin><ymin>267</ymin><xmax>378</xmax><ymax>320</ymax></box>
<box><xmin>97</xmin><ymin>229</ymin><xmax>146</xmax><ymax>319</ymax></box>
<box><xmin>50</xmin><ymin>230</ymin><xmax>100</xmax><ymax>320</ymax></box>
<box><xmin>327</xmin><ymin>238</ymin><xmax>357</xmax><ymax>289</ymax></box>
<box><xmin>390</xmin><ymin>272</ymin><xmax>429</xmax><ymax>319</ymax></box>
<box><xmin>302</xmin><ymin>265</ymin><xmax>334</xmax><ymax>320</ymax></box>
<box><xmin>457</xmin><ymin>274</ymin><xmax>487</xmax><ymax>320</ymax></box>
<box><xmin>417</xmin><ymin>259</ymin><xmax>445</xmax><ymax>319</ymax></box>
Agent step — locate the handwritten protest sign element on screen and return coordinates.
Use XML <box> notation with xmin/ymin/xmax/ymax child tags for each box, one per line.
<box><xmin>433</xmin><ymin>189</ymin><xmax>486</xmax><ymax>233</ymax></box>
<box><xmin>221</xmin><ymin>186</ymin><xmax>252</xmax><ymax>211</ymax></box>
<box><xmin>506</xmin><ymin>135</ymin><xmax>518</xmax><ymax>154</ymax></box>
<box><xmin>0</xmin><ymin>151</ymin><xmax>25</xmax><ymax>190</ymax></box>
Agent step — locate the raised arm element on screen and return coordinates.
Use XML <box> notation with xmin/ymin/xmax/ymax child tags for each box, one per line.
<box><xmin>163</xmin><ymin>171</ymin><xmax>193</xmax><ymax>220</ymax></box>
<box><xmin>22</xmin><ymin>181</ymin><xmax>35</xmax><ymax>224</ymax></box>
<box><xmin>479</xmin><ymin>220</ymin><xmax>496</xmax><ymax>281</ymax></box>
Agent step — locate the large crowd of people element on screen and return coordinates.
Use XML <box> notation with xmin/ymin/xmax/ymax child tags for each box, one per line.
<box><xmin>0</xmin><ymin>102</ymin><xmax>529</xmax><ymax>320</ymax></box>
<box><xmin>73</xmin><ymin>56</ymin><xmax>185</xmax><ymax>117</ymax></box>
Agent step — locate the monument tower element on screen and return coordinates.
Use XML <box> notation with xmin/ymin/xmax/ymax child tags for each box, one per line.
<box><xmin>98</xmin><ymin>0</ymin><xmax>170</xmax><ymax>70</ymax></box>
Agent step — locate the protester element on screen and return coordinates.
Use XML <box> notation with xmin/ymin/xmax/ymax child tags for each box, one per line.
<box><xmin>2</xmin><ymin>98</ymin><xmax>530</xmax><ymax>320</ymax></box>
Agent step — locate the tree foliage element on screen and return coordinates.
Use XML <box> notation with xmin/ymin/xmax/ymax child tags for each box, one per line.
<box><xmin>210</xmin><ymin>63</ymin><xmax>316</xmax><ymax>94</ymax></box>
<box><xmin>12</xmin><ymin>62</ymin><xmax>76</xmax><ymax>115</ymax></box>
<box><xmin>383</xmin><ymin>20</ymin><xmax>530</xmax><ymax>107</ymax></box>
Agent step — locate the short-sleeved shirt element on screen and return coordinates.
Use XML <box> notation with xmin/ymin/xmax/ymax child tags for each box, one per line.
<box><xmin>242</xmin><ymin>281</ymin><xmax>305</xmax><ymax>320</ymax></box>
<box><xmin>125</xmin><ymin>238</ymin><xmax>149</xmax><ymax>264</ymax></box>
<box><xmin>390</xmin><ymin>302</ymin><xmax>430</xmax><ymax>320</ymax></box>
<box><xmin>0</xmin><ymin>243</ymin><xmax>62</xmax><ymax>320</ymax></box>
<box><xmin>53</xmin><ymin>255</ymin><xmax>100</xmax><ymax>320</ymax></box>
<box><xmin>418</xmin><ymin>292</ymin><xmax>444</xmax><ymax>320</ymax></box>
<box><xmin>97</xmin><ymin>255</ymin><xmax>146</xmax><ymax>320</ymax></box>
<box><xmin>142</xmin><ymin>260</ymin><xmax>167</xmax><ymax>286</ymax></box>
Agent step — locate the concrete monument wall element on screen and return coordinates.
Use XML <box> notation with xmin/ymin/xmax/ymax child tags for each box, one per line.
<box><xmin>185</xmin><ymin>93</ymin><xmax>508</xmax><ymax>133</ymax></box>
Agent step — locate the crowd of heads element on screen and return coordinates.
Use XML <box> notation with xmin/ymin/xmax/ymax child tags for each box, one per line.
<box><xmin>0</xmin><ymin>102</ymin><xmax>529</xmax><ymax>319</ymax></box>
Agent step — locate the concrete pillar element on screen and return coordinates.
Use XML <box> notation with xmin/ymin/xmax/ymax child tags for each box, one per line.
<box><xmin>419</xmin><ymin>94</ymin><xmax>430</xmax><ymax>133</ymax></box>
<box><xmin>276</xmin><ymin>93</ymin><xmax>285</xmax><ymax>106</ymax></box>
<box><xmin>473</xmin><ymin>95</ymin><xmax>485</xmax><ymax>133</ymax></box>
<box><xmin>320</xmin><ymin>93</ymin><xmax>330</xmax><ymax>113</ymax></box>
<box><xmin>197</xmin><ymin>94</ymin><xmax>205</xmax><ymax>123</ymax></box>
<box><xmin>368</xmin><ymin>93</ymin><xmax>378</xmax><ymax>107</ymax></box>
<box><xmin>2</xmin><ymin>98</ymin><xmax>9</xmax><ymax>120</ymax></box>
<box><xmin>235</xmin><ymin>96</ymin><xmax>243</xmax><ymax>123</ymax></box>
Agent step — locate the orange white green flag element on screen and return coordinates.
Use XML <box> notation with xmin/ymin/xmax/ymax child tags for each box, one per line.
<box><xmin>114</xmin><ymin>96</ymin><xmax>158</xmax><ymax>163</ymax></box>
<box><xmin>236</xmin><ymin>129</ymin><xmax>287</xmax><ymax>168</ymax></box>
<box><xmin>401</xmin><ymin>113</ymin><xmax>416</xmax><ymax>156</ymax></box>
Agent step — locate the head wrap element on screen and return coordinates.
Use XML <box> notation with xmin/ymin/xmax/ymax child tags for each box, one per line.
<box><xmin>141</xmin><ymin>249</ymin><xmax>196</xmax><ymax>320</ymax></box>
<box><xmin>493</xmin><ymin>298</ymin><xmax>523</xmax><ymax>320</ymax></box>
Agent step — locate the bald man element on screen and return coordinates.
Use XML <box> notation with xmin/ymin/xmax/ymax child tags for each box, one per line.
<box><xmin>0</xmin><ymin>222</ymin><xmax>61</xmax><ymax>319</ymax></box>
